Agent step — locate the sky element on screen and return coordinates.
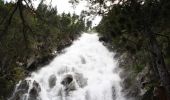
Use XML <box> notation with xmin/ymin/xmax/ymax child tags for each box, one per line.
<box><xmin>42</xmin><ymin>0</ymin><xmax>102</xmax><ymax>27</ymax></box>
<box><xmin>4</xmin><ymin>0</ymin><xmax>102</xmax><ymax>27</ymax></box>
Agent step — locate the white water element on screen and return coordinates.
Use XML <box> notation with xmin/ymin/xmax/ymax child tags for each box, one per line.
<box><xmin>11</xmin><ymin>33</ymin><xmax>125</xmax><ymax>100</ymax></box>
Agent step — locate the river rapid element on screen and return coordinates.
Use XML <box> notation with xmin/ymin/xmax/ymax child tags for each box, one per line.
<box><xmin>9</xmin><ymin>33</ymin><xmax>126</xmax><ymax>100</ymax></box>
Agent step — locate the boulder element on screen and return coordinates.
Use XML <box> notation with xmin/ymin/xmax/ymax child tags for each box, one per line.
<box><xmin>99</xmin><ymin>36</ymin><xmax>109</xmax><ymax>43</ymax></box>
<box><xmin>48</xmin><ymin>74</ymin><xmax>57</xmax><ymax>88</ymax></box>
<box><xmin>61</xmin><ymin>75</ymin><xmax>73</xmax><ymax>86</ymax></box>
<box><xmin>28</xmin><ymin>80</ymin><xmax>41</xmax><ymax>100</ymax></box>
<box><xmin>61</xmin><ymin>74</ymin><xmax>76</xmax><ymax>92</ymax></box>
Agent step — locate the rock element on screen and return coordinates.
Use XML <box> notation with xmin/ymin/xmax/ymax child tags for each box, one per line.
<box><xmin>18</xmin><ymin>80</ymin><xmax>30</xmax><ymax>91</ymax></box>
<box><xmin>112</xmin><ymin>86</ymin><xmax>116</xmax><ymax>100</ymax></box>
<box><xmin>48</xmin><ymin>74</ymin><xmax>57</xmax><ymax>88</ymax></box>
<box><xmin>8</xmin><ymin>90</ymin><xmax>26</xmax><ymax>100</ymax></box>
<box><xmin>28</xmin><ymin>80</ymin><xmax>41</xmax><ymax>100</ymax></box>
<box><xmin>74</xmin><ymin>73</ymin><xmax>87</xmax><ymax>88</ymax></box>
<box><xmin>80</xmin><ymin>56</ymin><xmax>86</xmax><ymax>64</ymax></box>
<box><xmin>153</xmin><ymin>86</ymin><xmax>168</xmax><ymax>100</ymax></box>
<box><xmin>121</xmin><ymin>63</ymin><xmax>155</xmax><ymax>100</ymax></box>
<box><xmin>61</xmin><ymin>74</ymin><xmax>76</xmax><ymax>92</ymax></box>
<box><xmin>9</xmin><ymin>80</ymin><xmax>30</xmax><ymax>100</ymax></box>
<box><xmin>141</xmin><ymin>87</ymin><xmax>153</xmax><ymax>100</ymax></box>
<box><xmin>141</xmin><ymin>85</ymin><xmax>168</xmax><ymax>100</ymax></box>
<box><xmin>61</xmin><ymin>75</ymin><xmax>73</xmax><ymax>86</ymax></box>
<box><xmin>99</xmin><ymin>36</ymin><xmax>109</xmax><ymax>43</ymax></box>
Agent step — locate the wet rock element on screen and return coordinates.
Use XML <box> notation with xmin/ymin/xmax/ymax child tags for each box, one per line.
<box><xmin>74</xmin><ymin>73</ymin><xmax>87</xmax><ymax>88</ymax></box>
<box><xmin>121</xmin><ymin>64</ymin><xmax>154</xmax><ymax>100</ymax></box>
<box><xmin>112</xmin><ymin>86</ymin><xmax>116</xmax><ymax>100</ymax></box>
<box><xmin>61</xmin><ymin>74</ymin><xmax>76</xmax><ymax>92</ymax></box>
<box><xmin>122</xmin><ymin>71</ymin><xmax>141</xmax><ymax>98</ymax></box>
<box><xmin>99</xmin><ymin>36</ymin><xmax>109</xmax><ymax>43</ymax></box>
<box><xmin>28</xmin><ymin>81</ymin><xmax>41</xmax><ymax>100</ymax></box>
<box><xmin>80</xmin><ymin>56</ymin><xmax>86</xmax><ymax>64</ymax></box>
<box><xmin>48</xmin><ymin>74</ymin><xmax>57</xmax><ymax>88</ymax></box>
<box><xmin>18</xmin><ymin>80</ymin><xmax>30</xmax><ymax>91</ymax></box>
<box><xmin>61</xmin><ymin>75</ymin><xmax>73</xmax><ymax>86</ymax></box>
<box><xmin>9</xmin><ymin>90</ymin><xmax>26</xmax><ymax>100</ymax></box>
<box><xmin>9</xmin><ymin>80</ymin><xmax>30</xmax><ymax>100</ymax></box>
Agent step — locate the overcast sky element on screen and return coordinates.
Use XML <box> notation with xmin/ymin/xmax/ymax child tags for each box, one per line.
<box><xmin>39</xmin><ymin>0</ymin><xmax>102</xmax><ymax>27</ymax></box>
<box><xmin>4</xmin><ymin>0</ymin><xmax>102</xmax><ymax>26</ymax></box>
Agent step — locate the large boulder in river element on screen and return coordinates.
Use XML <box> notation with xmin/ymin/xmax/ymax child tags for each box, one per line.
<box><xmin>61</xmin><ymin>75</ymin><xmax>73</xmax><ymax>86</ymax></box>
<box><xmin>61</xmin><ymin>74</ymin><xmax>76</xmax><ymax>92</ymax></box>
<box><xmin>48</xmin><ymin>74</ymin><xmax>57</xmax><ymax>88</ymax></box>
<box><xmin>28</xmin><ymin>80</ymin><xmax>41</xmax><ymax>100</ymax></box>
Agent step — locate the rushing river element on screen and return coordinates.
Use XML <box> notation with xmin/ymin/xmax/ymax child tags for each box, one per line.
<box><xmin>9</xmin><ymin>33</ymin><xmax>125</xmax><ymax>100</ymax></box>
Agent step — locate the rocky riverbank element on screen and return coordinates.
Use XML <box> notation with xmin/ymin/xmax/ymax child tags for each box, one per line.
<box><xmin>99</xmin><ymin>36</ymin><xmax>169</xmax><ymax>100</ymax></box>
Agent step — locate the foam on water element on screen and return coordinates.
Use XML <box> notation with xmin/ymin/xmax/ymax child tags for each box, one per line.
<box><xmin>10</xmin><ymin>33</ymin><xmax>125</xmax><ymax>100</ymax></box>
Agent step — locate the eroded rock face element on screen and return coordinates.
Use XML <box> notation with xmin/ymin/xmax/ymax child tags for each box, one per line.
<box><xmin>48</xmin><ymin>74</ymin><xmax>57</xmax><ymax>88</ymax></box>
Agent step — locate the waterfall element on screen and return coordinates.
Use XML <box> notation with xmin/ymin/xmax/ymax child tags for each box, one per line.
<box><xmin>9</xmin><ymin>33</ymin><xmax>126</xmax><ymax>100</ymax></box>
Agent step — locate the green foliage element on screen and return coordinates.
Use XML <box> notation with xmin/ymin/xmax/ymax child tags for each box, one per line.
<box><xmin>96</xmin><ymin>0</ymin><xmax>170</xmax><ymax>73</ymax></box>
<box><xmin>134</xmin><ymin>64</ymin><xmax>144</xmax><ymax>73</ymax></box>
<box><xmin>0</xmin><ymin>2</ymin><xmax>86</xmax><ymax>99</ymax></box>
<box><xmin>94</xmin><ymin>2</ymin><xmax>170</xmax><ymax>96</ymax></box>
<box><xmin>0</xmin><ymin>0</ymin><xmax>3</xmax><ymax>6</ymax></box>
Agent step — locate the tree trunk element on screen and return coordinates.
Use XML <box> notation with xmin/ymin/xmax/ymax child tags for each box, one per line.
<box><xmin>148</xmin><ymin>32</ymin><xmax>170</xmax><ymax>99</ymax></box>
